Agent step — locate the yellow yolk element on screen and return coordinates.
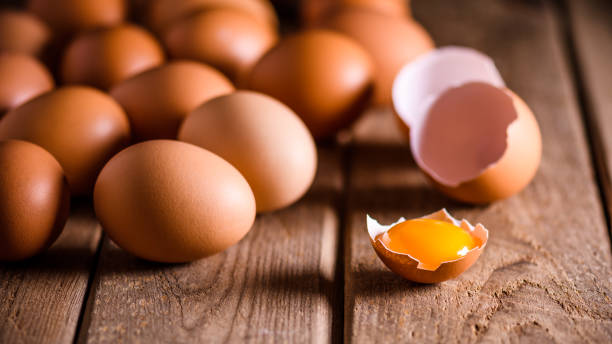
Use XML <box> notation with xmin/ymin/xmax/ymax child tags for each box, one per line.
<box><xmin>377</xmin><ymin>219</ymin><xmax>477</xmax><ymax>270</ymax></box>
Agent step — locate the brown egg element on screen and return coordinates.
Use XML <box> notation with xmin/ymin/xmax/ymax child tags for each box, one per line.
<box><xmin>301</xmin><ymin>0</ymin><xmax>411</xmax><ymax>26</ymax></box>
<box><xmin>163</xmin><ymin>8</ymin><xmax>278</xmax><ymax>83</ymax></box>
<box><xmin>27</xmin><ymin>0</ymin><xmax>126</xmax><ymax>34</ymax></box>
<box><xmin>94</xmin><ymin>140</ymin><xmax>256</xmax><ymax>262</ymax></box>
<box><xmin>110</xmin><ymin>61</ymin><xmax>234</xmax><ymax>141</ymax></box>
<box><xmin>367</xmin><ymin>209</ymin><xmax>488</xmax><ymax>283</ymax></box>
<box><xmin>0</xmin><ymin>53</ymin><xmax>54</xmax><ymax>114</ymax></box>
<box><xmin>323</xmin><ymin>8</ymin><xmax>434</xmax><ymax>105</ymax></box>
<box><xmin>392</xmin><ymin>47</ymin><xmax>542</xmax><ymax>203</ymax></box>
<box><xmin>246</xmin><ymin>29</ymin><xmax>374</xmax><ymax>139</ymax></box>
<box><xmin>147</xmin><ymin>0</ymin><xmax>278</xmax><ymax>33</ymax></box>
<box><xmin>179</xmin><ymin>91</ymin><xmax>317</xmax><ymax>212</ymax></box>
<box><xmin>61</xmin><ymin>24</ymin><xmax>165</xmax><ymax>90</ymax></box>
<box><xmin>0</xmin><ymin>86</ymin><xmax>130</xmax><ymax>195</ymax></box>
<box><xmin>0</xmin><ymin>140</ymin><xmax>70</xmax><ymax>261</ymax></box>
<box><xmin>0</xmin><ymin>10</ymin><xmax>51</xmax><ymax>56</ymax></box>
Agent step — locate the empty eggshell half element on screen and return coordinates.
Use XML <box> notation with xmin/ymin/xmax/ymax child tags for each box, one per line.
<box><xmin>392</xmin><ymin>47</ymin><xmax>542</xmax><ymax>203</ymax></box>
<box><xmin>367</xmin><ymin>209</ymin><xmax>488</xmax><ymax>283</ymax></box>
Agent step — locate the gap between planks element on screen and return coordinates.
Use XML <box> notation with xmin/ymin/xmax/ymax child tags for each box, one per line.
<box><xmin>560</xmin><ymin>0</ymin><xmax>612</xmax><ymax>247</ymax></box>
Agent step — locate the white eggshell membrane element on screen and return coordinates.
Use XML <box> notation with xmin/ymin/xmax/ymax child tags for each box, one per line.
<box><xmin>392</xmin><ymin>46</ymin><xmax>521</xmax><ymax>187</ymax></box>
<box><xmin>366</xmin><ymin>209</ymin><xmax>489</xmax><ymax>270</ymax></box>
<box><xmin>392</xmin><ymin>46</ymin><xmax>505</xmax><ymax>127</ymax></box>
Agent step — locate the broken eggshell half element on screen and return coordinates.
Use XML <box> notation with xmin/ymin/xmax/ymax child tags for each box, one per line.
<box><xmin>367</xmin><ymin>209</ymin><xmax>488</xmax><ymax>283</ymax></box>
<box><xmin>392</xmin><ymin>46</ymin><xmax>542</xmax><ymax>203</ymax></box>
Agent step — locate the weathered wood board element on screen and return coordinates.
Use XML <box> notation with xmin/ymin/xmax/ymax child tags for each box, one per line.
<box><xmin>567</xmin><ymin>0</ymin><xmax>612</xmax><ymax>230</ymax></box>
<box><xmin>344</xmin><ymin>0</ymin><xmax>612</xmax><ymax>343</ymax></box>
<box><xmin>76</xmin><ymin>148</ymin><xmax>343</xmax><ymax>344</ymax></box>
<box><xmin>0</xmin><ymin>204</ymin><xmax>101</xmax><ymax>344</ymax></box>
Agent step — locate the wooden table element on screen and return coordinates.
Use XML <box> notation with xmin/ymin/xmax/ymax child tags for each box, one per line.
<box><xmin>2</xmin><ymin>0</ymin><xmax>611</xmax><ymax>343</ymax></box>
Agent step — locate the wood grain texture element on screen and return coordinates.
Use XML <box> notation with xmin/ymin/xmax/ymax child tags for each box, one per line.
<box><xmin>566</xmin><ymin>0</ymin><xmax>612</xmax><ymax>229</ymax></box>
<box><xmin>77</xmin><ymin>147</ymin><xmax>343</xmax><ymax>344</ymax></box>
<box><xmin>0</xmin><ymin>203</ymin><xmax>101</xmax><ymax>344</ymax></box>
<box><xmin>345</xmin><ymin>0</ymin><xmax>612</xmax><ymax>343</ymax></box>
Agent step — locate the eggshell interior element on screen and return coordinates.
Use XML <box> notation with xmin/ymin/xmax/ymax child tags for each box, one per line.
<box><xmin>392</xmin><ymin>46</ymin><xmax>505</xmax><ymax>127</ymax></box>
<box><xmin>392</xmin><ymin>46</ymin><xmax>541</xmax><ymax>192</ymax></box>
<box><xmin>415</xmin><ymin>82</ymin><xmax>518</xmax><ymax>186</ymax></box>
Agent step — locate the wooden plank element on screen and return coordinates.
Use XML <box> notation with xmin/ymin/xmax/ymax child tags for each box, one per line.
<box><xmin>566</xmin><ymin>0</ymin><xmax>612</xmax><ymax>231</ymax></box>
<box><xmin>77</xmin><ymin>147</ymin><xmax>343</xmax><ymax>343</ymax></box>
<box><xmin>0</xmin><ymin>203</ymin><xmax>101</xmax><ymax>344</ymax></box>
<box><xmin>345</xmin><ymin>0</ymin><xmax>612</xmax><ymax>342</ymax></box>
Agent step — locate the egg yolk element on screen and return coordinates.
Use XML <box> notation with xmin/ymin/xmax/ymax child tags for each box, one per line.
<box><xmin>378</xmin><ymin>219</ymin><xmax>477</xmax><ymax>270</ymax></box>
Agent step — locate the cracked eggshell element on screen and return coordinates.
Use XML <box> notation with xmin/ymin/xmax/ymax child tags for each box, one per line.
<box><xmin>367</xmin><ymin>209</ymin><xmax>488</xmax><ymax>283</ymax></box>
<box><xmin>392</xmin><ymin>47</ymin><xmax>542</xmax><ymax>203</ymax></box>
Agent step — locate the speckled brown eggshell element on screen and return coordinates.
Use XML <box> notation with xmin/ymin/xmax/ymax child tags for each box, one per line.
<box><xmin>301</xmin><ymin>0</ymin><xmax>411</xmax><ymax>26</ymax></box>
<box><xmin>27</xmin><ymin>0</ymin><xmax>126</xmax><ymax>34</ymax></box>
<box><xmin>94</xmin><ymin>140</ymin><xmax>256</xmax><ymax>263</ymax></box>
<box><xmin>0</xmin><ymin>140</ymin><xmax>70</xmax><ymax>261</ymax></box>
<box><xmin>0</xmin><ymin>53</ymin><xmax>54</xmax><ymax>114</ymax></box>
<box><xmin>110</xmin><ymin>61</ymin><xmax>234</xmax><ymax>141</ymax></box>
<box><xmin>368</xmin><ymin>209</ymin><xmax>488</xmax><ymax>284</ymax></box>
<box><xmin>246</xmin><ymin>29</ymin><xmax>374</xmax><ymax>139</ymax></box>
<box><xmin>322</xmin><ymin>8</ymin><xmax>434</xmax><ymax>105</ymax></box>
<box><xmin>179</xmin><ymin>91</ymin><xmax>317</xmax><ymax>212</ymax></box>
<box><xmin>61</xmin><ymin>24</ymin><xmax>164</xmax><ymax>90</ymax></box>
<box><xmin>147</xmin><ymin>0</ymin><xmax>278</xmax><ymax>33</ymax></box>
<box><xmin>0</xmin><ymin>10</ymin><xmax>51</xmax><ymax>56</ymax></box>
<box><xmin>0</xmin><ymin>86</ymin><xmax>130</xmax><ymax>195</ymax></box>
<box><xmin>163</xmin><ymin>8</ymin><xmax>278</xmax><ymax>83</ymax></box>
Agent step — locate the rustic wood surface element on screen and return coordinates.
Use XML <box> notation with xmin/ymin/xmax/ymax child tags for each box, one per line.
<box><xmin>345</xmin><ymin>0</ymin><xmax>612</xmax><ymax>343</ymax></box>
<box><xmin>566</xmin><ymin>0</ymin><xmax>612</xmax><ymax>231</ymax></box>
<box><xmin>0</xmin><ymin>204</ymin><xmax>101</xmax><ymax>344</ymax></box>
<box><xmin>1</xmin><ymin>1</ymin><xmax>612</xmax><ymax>343</ymax></box>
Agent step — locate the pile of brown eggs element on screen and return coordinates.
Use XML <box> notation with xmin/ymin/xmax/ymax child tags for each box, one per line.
<box><xmin>0</xmin><ymin>0</ymin><xmax>434</xmax><ymax>263</ymax></box>
<box><xmin>0</xmin><ymin>0</ymin><xmax>540</xmax><ymax>270</ymax></box>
